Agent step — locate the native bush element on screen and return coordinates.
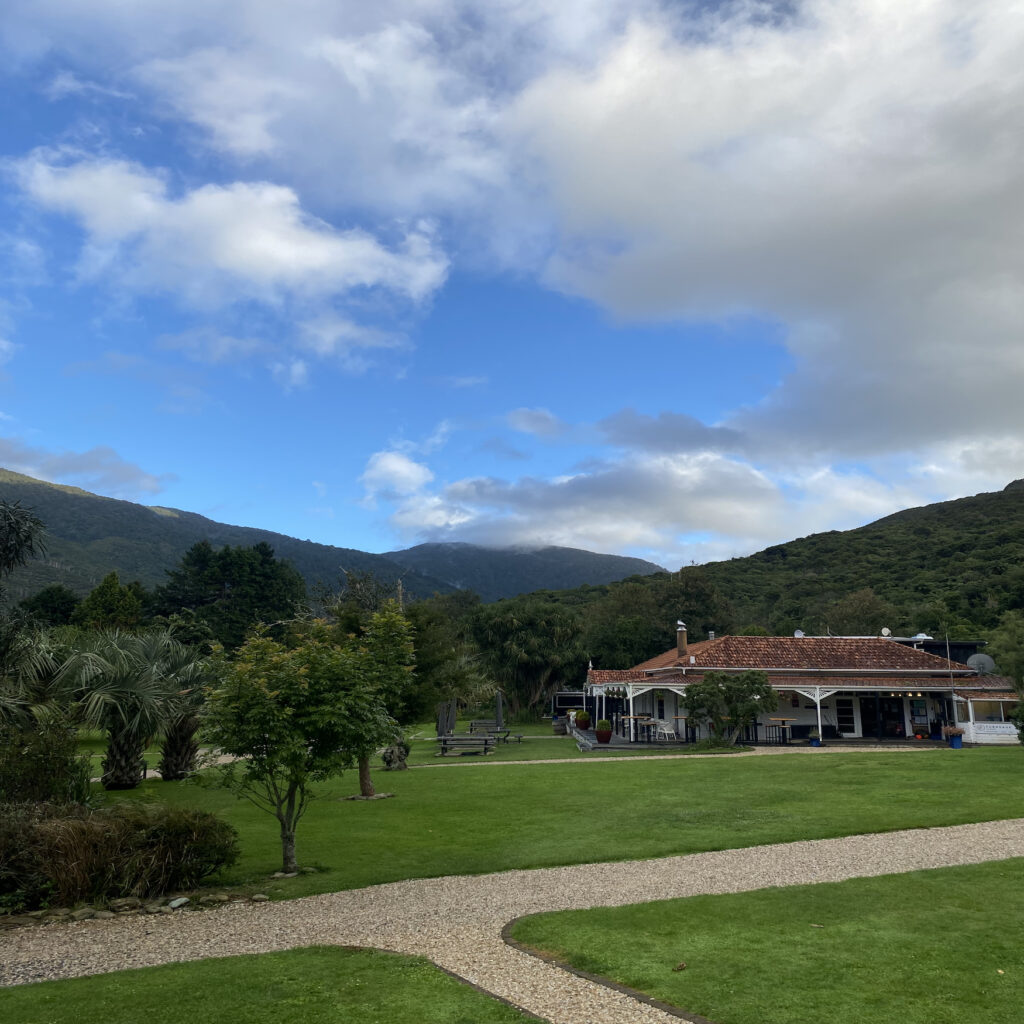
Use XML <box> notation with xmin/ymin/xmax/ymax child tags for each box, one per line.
<box><xmin>0</xmin><ymin>802</ymin><xmax>239</xmax><ymax>910</ymax></box>
<box><xmin>0</xmin><ymin>721</ymin><xmax>92</xmax><ymax>804</ymax></box>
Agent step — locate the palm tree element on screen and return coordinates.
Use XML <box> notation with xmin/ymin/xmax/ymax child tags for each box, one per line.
<box><xmin>63</xmin><ymin>630</ymin><xmax>186</xmax><ymax>790</ymax></box>
<box><xmin>157</xmin><ymin>643</ymin><xmax>210</xmax><ymax>781</ymax></box>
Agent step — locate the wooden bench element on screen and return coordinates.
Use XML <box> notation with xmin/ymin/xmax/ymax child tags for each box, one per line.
<box><xmin>436</xmin><ymin>735</ymin><xmax>497</xmax><ymax>756</ymax></box>
<box><xmin>469</xmin><ymin>719</ymin><xmax>499</xmax><ymax>734</ymax></box>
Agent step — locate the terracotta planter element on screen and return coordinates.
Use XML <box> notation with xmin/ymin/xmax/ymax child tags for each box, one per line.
<box><xmin>595</xmin><ymin>729</ymin><xmax>612</xmax><ymax>744</ymax></box>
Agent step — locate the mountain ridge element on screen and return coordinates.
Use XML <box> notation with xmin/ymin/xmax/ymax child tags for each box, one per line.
<box><xmin>0</xmin><ymin>469</ymin><xmax>664</xmax><ymax>602</ymax></box>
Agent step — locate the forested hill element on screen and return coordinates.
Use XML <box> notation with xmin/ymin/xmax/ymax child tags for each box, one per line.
<box><xmin>685</xmin><ymin>480</ymin><xmax>1024</xmax><ymax>636</ymax></box>
<box><xmin>385</xmin><ymin>542</ymin><xmax>664</xmax><ymax>603</ymax></box>
<box><xmin>0</xmin><ymin>469</ymin><xmax>454</xmax><ymax>601</ymax></box>
<box><xmin>0</xmin><ymin>470</ymin><xmax>664</xmax><ymax>603</ymax></box>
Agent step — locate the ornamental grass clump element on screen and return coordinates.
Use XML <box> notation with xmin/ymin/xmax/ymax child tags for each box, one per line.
<box><xmin>0</xmin><ymin>802</ymin><xmax>239</xmax><ymax>911</ymax></box>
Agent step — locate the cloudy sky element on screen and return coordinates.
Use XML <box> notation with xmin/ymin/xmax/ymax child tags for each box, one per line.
<box><xmin>2</xmin><ymin>0</ymin><xmax>1023</xmax><ymax>568</ymax></box>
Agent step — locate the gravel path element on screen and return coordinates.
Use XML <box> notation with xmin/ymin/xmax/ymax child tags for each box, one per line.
<box><xmin>4</xmin><ymin>817</ymin><xmax>1024</xmax><ymax>1024</ymax></box>
<box><xmin>417</xmin><ymin>742</ymin><xmax>939</xmax><ymax>768</ymax></box>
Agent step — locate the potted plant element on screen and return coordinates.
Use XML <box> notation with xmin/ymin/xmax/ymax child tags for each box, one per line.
<box><xmin>594</xmin><ymin>719</ymin><xmax>613</xmax><ymax>744</ymax></box>
<box><xmin>808</xmin><ymin>728</ymin><xmax>822</xmax><ymax>747</ymax></box>
<box><xmin>942</xmin><ymin>724</ymin><xmax>965</xmax><ymax>749</ymax></box>
<box><xmin>575</xmin><ymin>710</ymin><xmax>591</xmax><ymax>730</ymax></box>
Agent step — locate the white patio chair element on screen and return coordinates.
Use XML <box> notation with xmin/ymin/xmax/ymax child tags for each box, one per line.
<box><xmin>653</xmin><ymin>719</ymin><xmax>676</xmax><ymax>741</ymax></box>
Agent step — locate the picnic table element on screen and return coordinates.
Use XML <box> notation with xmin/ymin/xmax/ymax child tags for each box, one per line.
<box><xmin>436</xmin><ymin>734</ymin><xmax>497</xmax><ymax>756</ymax></box>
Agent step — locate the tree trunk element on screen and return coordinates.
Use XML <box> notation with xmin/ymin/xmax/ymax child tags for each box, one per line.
<box><xmin>358</xmin><ymin>754</ymin><xmax>376</xmax><ymax>797</ymax></box>
<box><xmin>280</xmin><ymin>827</ymin><xmax>298</xmax><ymax>873</ymax></box>
<box><xmin>102</xmin><ymin>728</ymin><xmax>146</xmax><ymax>790</ymax></box>
<box><xmin>157</xmin><ymin>714</ymin><xmax>200</xmax><ymax>781</ymax></box>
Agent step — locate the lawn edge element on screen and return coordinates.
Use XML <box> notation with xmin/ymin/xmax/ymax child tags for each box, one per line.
<box><xmin>501</xmin><ymin>916</ymin><xmax>719</xmax><ymax>1024</ymax></box>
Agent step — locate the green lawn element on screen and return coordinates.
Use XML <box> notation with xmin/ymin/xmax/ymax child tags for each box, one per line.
<box><xmin>0</xmin><ymin>947</ymin><xmax>540</xmax><ymax>1024</ymax></box>
<box><xmin>103</xmin><ymin>747</ymin><xmax>1024</xmax><ymax>900</ymax></box>
<box><xmin>509</xmin><ymin>859</ymin><xmax>1024</xmax><ymax>1024</ymax></box>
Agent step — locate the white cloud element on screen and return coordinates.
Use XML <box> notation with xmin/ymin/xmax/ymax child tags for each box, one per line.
<box><xmin>510</xmin><ymin>2</ymin><xmax>1024</xmax><ymax>459</ymax></box>
<box><xmin>506</xmin><ymin>406</ymin><xmax>566</xmax><ymax>437</ymax></box>
<box><xmin>45</xmin><ymin>71</ymin><xmax>132</xmax><ymax>101</ymax></box>
<box><xmin>361</xmin><ymin>450</ymin><xmax>434</xmax><ymax>498</ymax></box>
<box><xmin>16</xmin><ymin>153</ymin><xmax>449</xmax><ymax>310</ymax></box>
<box><xmin>0</xmin><ymin>436</ymin><xmax>169</xmax><ymax>497</ymax></box>
<box><xmin>0</xmin><ymin>339</ymin><xmax>16</xmax><ymax>367</ymax></box>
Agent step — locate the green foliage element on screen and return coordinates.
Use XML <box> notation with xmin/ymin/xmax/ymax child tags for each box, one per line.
<box><xmin>18</xmin><ymin>584</ymin><xmax>80</xmax><ymax>626</ymax></box>
<box><xmin>595</xmin><ymin>719</ymin><xmax>611</xmax><ymax>730</ymax></box>
<box><xmin>71</xmin><ymin>572</ymin><xmax>145</xmax><ymax>630</ymax></box>
<box><xmin>683</xmin><ymin>670</ymin><xmax>778</xmax><ymax>745</ymax></box>
<box><xmin>473</xmin><ymin>597</ymin><xmax>587</xmax><ymax>713</ymax></box>
<box><xmin>204</xmin><ymin>618</ymin><xmax>400</xmax><ymax>870</ymax></box>
<box><xmin>1008</xmin><ymin>703</ymin><xmax>1024</xmax><ymax>744</ymax></box>
<box><xmin>987</xmin><ymin>610</ymin><xmax>1024</xmax><ymax>686</ymax></box>
<box><xmin>64</xmin><ymin>629</ymin><xmax>206</xmax><ymax>790</ymax></box>
<box><xmin>0</xmin><ymin>720</ymin><xmax>92</xmax><ymax>803</ymax></box>
<box><xmin>154</xmin><ymin>541</ymin><xmax>306</xmax><ymax>649</ymax></box>
<box><xmin>0</xmin><ymin>802</ymin><xmax>238</xmax><ymax>910</ymax></box>
<box><xmin>0</xmin><ymin>499</ymin><xmax>46</xmax><ymax>583</ymax></box>
<box><xmin>405</xmin><ymin>592</ymin><xmax>489</xmax><ymax>717</ymax></box>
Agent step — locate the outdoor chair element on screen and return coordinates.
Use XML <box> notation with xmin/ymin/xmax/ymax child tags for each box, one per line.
<box><xmin>653</xmin><ymin>719</ymin><xmax>676</xmax><ymax>741</ymax></box>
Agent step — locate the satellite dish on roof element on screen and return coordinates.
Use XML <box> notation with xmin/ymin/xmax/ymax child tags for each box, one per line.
<box><xmin>793</xmin><ymin>629</ymin><xmax>805</xmax><ymax>638</ymax></box>
<box><xmin>967</xmin><ymin>653</ymin><xmax>996</xmax><ymax>675</ymax></box>
<box><xmin>881</xmin><ymin>627</ymin><xmax>891</xmax><ymax>637</ymax></box>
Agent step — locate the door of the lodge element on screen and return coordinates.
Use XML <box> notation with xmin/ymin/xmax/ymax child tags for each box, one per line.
<box><xmin>859</xmin><ymin>696</ymin><xmax>907</xmax><ymax>739</ymax></box>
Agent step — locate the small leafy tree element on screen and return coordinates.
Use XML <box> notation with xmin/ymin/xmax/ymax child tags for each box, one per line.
<box><xmin>683</xmin><ymin>670</ymin><xmax>778</xmax><ymax>746</ymax></box>
<box><xmin>204</xmin><ymin>620</ymin><xmax>398</xmax><ymax>872</ymax></box>
<box><xmin>72</xmin><ymin>572</ymin><xmax>145</xmax><ymax>631</ymax></box>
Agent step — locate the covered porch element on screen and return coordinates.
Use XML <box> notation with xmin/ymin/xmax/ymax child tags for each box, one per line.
<box><xmin>578</xmin><ymin>677</ymin><xmax>1019</xmax><ymax>746</ymax></box>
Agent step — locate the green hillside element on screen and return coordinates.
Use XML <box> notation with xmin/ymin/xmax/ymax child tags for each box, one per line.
<box><xmin>694</xmin><ymin>480</ymin><xmax>1024</xmax><ymax>634</ymax></box>
<box><xmin>0</xmin><ymin>470</ymin><xmax>665</xmax><ymax>604</ymax></box>
<box><xmin>0</xmin><ymin>470</ymin><xmax>454</xmax><ymax>602</ymax></box>
<box><xmin>386</xmin><ymin>542</ymin><xmax>664</xmax><ymax>603</ymax></box>
<box><xmin>555</xmin><ymin>480</ymin><xmax>1024</xmax><ymax>642</ymax></box>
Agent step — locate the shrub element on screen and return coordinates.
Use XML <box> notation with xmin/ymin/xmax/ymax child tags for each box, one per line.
<box><xmin>574</xmin><ymin>711</ymin><xmax>591</xmax><ymax>729</ymax></box>
<box><xmin>0</xmin><ymin>802</ymin><xmax>239</xmax><ymax>910</ymax></box>
<box><xmin>595</xmin><ymin>719</ymin><xmax>612</xmax><ymax>731</ymax></box>
<box><xmin>0</xmin><ymin>721</ymin><xmax>92</xmax><ymax>805</ymax></box>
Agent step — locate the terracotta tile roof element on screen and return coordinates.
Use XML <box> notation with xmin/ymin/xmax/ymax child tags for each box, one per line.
<box><xmin>632</xmin><ymin>635</ymin><xmax>972</xmax><ymax>673</ymax></box>
<box><xmin>953</xmin><ymin>687</ymin><xmax>1020</xmax><ymax>700</ymax></box>
<box><xmin>587</xmin><ymin>670</ymin><xmax>648</xmax><ymax>683</ymax></box>
<box><xmin>587</xmin><ymin>670</ymin><xmax>1016</xmax><ymax>692</ymax></box>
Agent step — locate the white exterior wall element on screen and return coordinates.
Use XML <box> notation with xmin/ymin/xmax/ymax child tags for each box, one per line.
<box><xmin>963</xmin><ymin>722</ymin><xmax>1020</xmax><ymax>745</ymax></box>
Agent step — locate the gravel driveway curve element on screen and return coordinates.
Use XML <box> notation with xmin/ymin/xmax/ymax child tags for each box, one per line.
<box><xmin>4</xmin><ymin>818</ymin><xmax>1024</xmax><ymax>1024</ymax></box>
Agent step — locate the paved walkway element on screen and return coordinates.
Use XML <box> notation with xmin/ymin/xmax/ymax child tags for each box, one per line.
<box><xmin>4</xmin><ymin>817</ymin><xmax>1024</xmax><ymax>1024</ymax></box>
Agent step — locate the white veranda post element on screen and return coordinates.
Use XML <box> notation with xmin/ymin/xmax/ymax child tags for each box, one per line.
<box><xmin>793</xmin><ymin>687</ymin><xmax>839</xmax><ymax>739</ymax></box>
<box><xmin>628</xmin><ymin>685</ymin><xmax>635</xmax><ymax>741</ymax></box>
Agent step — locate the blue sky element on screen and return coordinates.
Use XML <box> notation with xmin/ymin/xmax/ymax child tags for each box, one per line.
<box><xmin>2</xmin><ymin>1</ymin><xmax>1023</xmax><ymax>569</ymax></box>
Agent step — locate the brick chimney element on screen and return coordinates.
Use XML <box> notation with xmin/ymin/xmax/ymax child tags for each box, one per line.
<box><xmin>676</xmin><ymin>621</ymin><xmax>688</xmax><ymax>657</ymax></box>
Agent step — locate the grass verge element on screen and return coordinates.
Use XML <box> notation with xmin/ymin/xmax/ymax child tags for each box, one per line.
<box><xmin>508</xmin><ymin>858</ymin><xmax>1024</xmax><ymax>1024</ymax></box>
<box><xmin>0</xmin><ymin>946</ymin><xmax>540</xmax><ymax>1024</ymax></box>
<box><xmin>101</xmin><ymin>746</ymin><xmax>1024</xmax><ymax>900</ymax></box>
